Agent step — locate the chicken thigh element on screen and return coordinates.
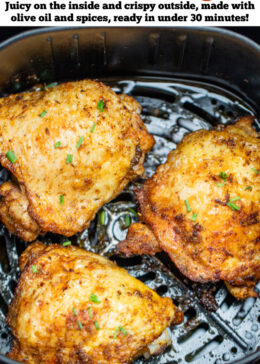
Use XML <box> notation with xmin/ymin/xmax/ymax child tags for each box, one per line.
<box><xmin>7</xmin><ymin>242</ymin><xmax>183</xmax><ymax>363</ymax></box>
<box><xmin>0</xmin><ymin>80</ymin><xmax>154</xmax><ymax>241</ymax></box>
<box><xmin>119</xmin><ymin>117</ymin><xmax>260</xmax><ymax>300</ymax></box>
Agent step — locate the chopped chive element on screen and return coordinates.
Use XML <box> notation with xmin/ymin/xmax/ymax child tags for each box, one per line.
<box><xmin>119</xmin><ymin>326</ymin><xmax>128</xmax><ymax>336</ymax></box>
<box><xmin>230</xmin><ymin>196</ymin><xmax>241</xmax><ymax>202</ymax></box>
<box><xmin>39</xmin><ymin>110</ymin><xmax>47</xmax><ymax>118</ymax></box>
<box><xmin>124</xmin><ymin>214</ymin><xmax>131</xmax><ymax>227</ymax></box>
<box><xmin>6</xmin><ymin>150</ymin><xmax>17</xmax><ymax>164</ymax></box>
<box><xmin>245</xmin><ymin>186</ymin><xmax>252</xmax><ymax>191</ymax></box>
<box><xmin>191</xmin><ymin>213</ymin><xmax>198</xmax><ymax>221</ymax></box>
<box><xmin>94</xmin><ymin>321</ymin><xmax>100</xmax><ymax>330</ymax></box>
<box><xmin>90</xmin><ymin>122</ymin><xmax>97</xmax><ymax>133</ymax></box>
<box><xmin>251</xmin><ymin>167</ymin><xmax>259</xmax><ymax>174</ymax></box>
<box><xmin>99</xmin><ymin>211</ymin><xmax>106</xmax><ymax>225</ymax></box>
<box><xmin>63</xmin><ymin>241</ymin><xmax>71</xmax><ymax>247</ymax></box>
<box><xmin>226</xmin><ymin>201</ymin><xmax>240</xmax><ymax>211</ymax></box>
<box><xmin>129</xmin><ymin>208</ymin><xmax>138</xmax><ymax>217</ymax></box>
<box><xmin>113</xmin><ymin>328</ymin><xmax>119</xmax><ymax>339</ymax></box>
<box><xmin>97</xmin><ymin>99</ymin><xmax>104</xmax><ymax>112</ymax></box>
<box><xmin>45</xmin><ymin>82</ymin><xmax>58</xmax><ymax>89</ymax></box>
<box><xmin>88</xmin><ymin>307</ymin><xmax>93</xmax><ymax>318</ymax></box>
<box><xmin>76</xmin><ymin>136</ymin><xmax>85</xmax><ymax>149</ymax></box>
<box><xmin>72</xmin><ymin>307</ymin><xmax>77</xmax><ymax>317</ymax></box>
<box><xmin>32</xmin><ymin>265</ymin><xmax>37</xmax><ymax>273</ymax></box>
<box><xmin>184</xmin><ymin>200</ymin><xmax>191</xmax><ymax>213</ymax></box>
<box><xmin>66</xmin><ymin>154</ymin><xmax>73</xmax><ymax>164</ymax></box>
<box><xmin>60</xmin><ymin>194</ymin><xmax>64</xmax><ymax>204</ymax></box>
<box><xmin>90</xmin><ymin>293</ymin><xmax>101</xmax><ymax>304</ymax></box>
<box><xmin>219</xmin><ymin>171</ymin><xmax>228</xmax><ymax>181</ymax></box>
<box><xmin>55</xmin><ymin>141</ymin><xmax>61</xmax><ymax>148</ymax></box>
<box><xmin>78</xmin><ymin>320</ymin><xmax>83</xmax><ymax>330</ymax></box>
<box><xmin>217</xmin><ymin>183</ymin><xmax>225</xmax><ymax>187</ymax></box>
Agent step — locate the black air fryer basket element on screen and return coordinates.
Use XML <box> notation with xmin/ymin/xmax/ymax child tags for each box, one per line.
<box><xmin>0</xmin><ymin>27</ymin><xmax>259</xmax><ymax>364</ymax></box>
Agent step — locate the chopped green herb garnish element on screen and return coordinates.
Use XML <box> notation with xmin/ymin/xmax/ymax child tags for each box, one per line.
<box><xmin>45</xmin><ymin>82</ymin><xmax>58</xmax><ymax>89</ymax></box>
<box><xmin>251</xmin><ymin>167</ymin><xmax>259</xmax><ymax>174</ymax></box>
<box><xmin>6</xmin><ymin>150</ymin><xmax>17</xmax><ymax>164</ymax></box>
<box><xmin>184</xmin><ymin>200</ymin><xmax>191</xmax><ymax>213</ymax></box>
<box><xmin>99</xmin><ymin>211</ymin><xmax>106</xmax><ymax>225</ymax></box>
<box><xmin>39</xmin><ymin>110</ymin><xmax>47</xmax><ymax>118</ymax></box>
<box><xmin>66</xmin><ymin>154</ymin><xmax>73</xmax><ymax>164</ymax></box>
<box><xmin>97</xmin><ymin>99</ymin><xmax>104</xmax><ymax>112</ymax></box>
<box><xmin>119</xmin><ymin>326</ymin><xmax>128</xmax><ymax>336</ymax></box>
<box><xmin>226</xmin><ymin>201</ymin><xmax>240</xmax><ymax>211</ymax></box>
<box><xmin>60</xmin><ymin>195</ymin><xmax>64</xmax><ymax>204</ymax></box>
<box><xmin>90</xmin><ymin>122</ymin><xmax>97</xmax><ymax>133</ymax></box>
<box><xmin>217</xmin><ymin>183</ymin><xmax>225</xmax><ymax>187</ymax></box>
<box><xmin>191</xmin><ymin>213</ymin><xmax>198</xmax><ymax>221</ymax></box>
<box><xmin>32</xmin><ymin>265</ymin><xmax>37</xmax><ymax>273</ymax></box>
<box><xmin>90</xmin><ymin>293</ymin><xmax>101</xmax><ymax>304</ymax></box>
<box><xmin>78</xmin><ymin>320</ymin><xmax>83</xmax><ymax>330</ymax></box>
<box><xmin>219</xmin><ymin>171</ymin><xmax>228</xmax><ymax>181</ymax></box>
<box><xmin>230</xmin><ymin>196</ymin><xmax>241</xmax><ymax>202</ymax></box>
<box><xmin>88</xmin><ymin>307</ymin><xmax>93</xmax><ymax>318</ymax></box>
<box><xmin>129</xmin><ymin>208</ymin><xmax>138</xmax><ymax>217</ymax></box>
<box><xmin>124</xmin><ymin>214</ymin><xmax>131</xmax><ymax>228</ymax></box>
<box><xmin>63</xmin><ymin>241</ymin><xmax>71</xmax><ymax>247</ymax></box>
<box><xmin>55</xmin><ymin>141</ymin><xmax>61</xmax><ymax>148</ymax></box>
<box><xmin>113</xmin><ymin>328</ymin><xmax>119</xmax><ymax>339</ymax></box>
<box><xmin>245</xmin><ymin>186</ymin><xmax>252</xmax><ymax>191</ymax></box>
<box><xmin>94</xmin><ymin>321</ymin><xmax>100</xmax><ymax>330</ymax></box>
<box><xmin>76</xmin><ymin>136</ymin><xmax>85</xmax><ymax>149</ymax></box>
<box><xmin>72</xmin><ymin>307</ymin><xmax>77</xmax><ymax>317</ymax></box>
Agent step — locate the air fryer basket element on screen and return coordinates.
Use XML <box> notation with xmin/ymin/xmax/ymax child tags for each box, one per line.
<box><xmin>0</xmin><ymin>27</ymin><xmax>259</xmax><ymax>364</ymax></box>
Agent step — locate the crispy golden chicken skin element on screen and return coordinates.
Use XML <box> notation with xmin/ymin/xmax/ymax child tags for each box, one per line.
<box><xmin>119</xmin><ymin>117</ymin><xmax>260</xmax><ymax>300</ymax></box>
<box><xmin>7</xmin><ymin>242</ymin><xmax>183</xmax><ymax>364</ymax></box>
<box><xmin>0</xmin><ymin>80</ymin><xmax>154</xmax><ymax>241</ymax></box>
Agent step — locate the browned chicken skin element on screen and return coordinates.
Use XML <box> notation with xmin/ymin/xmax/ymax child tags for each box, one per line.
<box><xmin>119</xmin><ymin>117</ymin><xmax>260</xmax><ymax>300</ymax></box>
<box><xmin>7</xmin><ymin>242</ymin><xmax>183</xmax><ymax>363</ymax></box>
<box><xmin>0</xmin><ymin>80</ymin><xmax>154</xmax><ymax>241</ymax></box>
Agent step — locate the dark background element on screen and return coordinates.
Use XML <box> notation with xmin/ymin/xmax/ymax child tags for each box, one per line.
<box><xmin>0</xmin><ymin>27</ymin><xmax>259</xmax><ymax>44</ymax></box>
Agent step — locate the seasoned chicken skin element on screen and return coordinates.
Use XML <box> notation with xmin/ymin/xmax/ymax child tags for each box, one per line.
<box><xmin>119</xmin><ymin>117</ymin><xmax>260</xmax><ymax>300</ymax></box>
<box><xmin>7</xmin><ymin>242</ymin><xmax>183</xmax><ymax>364</ymax></box>
<box><xmin>0</xmin><ymin>80</ymin><xmax>154</xmax><ymax>241</ymax></box>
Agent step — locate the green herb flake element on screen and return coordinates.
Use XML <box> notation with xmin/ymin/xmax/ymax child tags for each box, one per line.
<box><xmin>63</xmin><ymin>241</ymin><xmax>71</xmax><ymax>247</ymax></box>
<box><xmin>60</xmin><ymin>194</ymin><xmax>64</xmax><ymax>204</ymax></box>
<box><xmin>45</xmin><ymin>82</ymin><xmax>58</xmax><ymax>89</ymax></box>
<box><xmin>90</xmin><ymin>122</ymin><xmax>97</xmax><ymax>133</ymax></box>
<box><xmin>32</xmin><ymin>265</ymin><xmax>37</xmax><ymax>273</ymax></box>
<box><xmin>90</xmin><ymin>293</ymin><xmax>101</xmax><ymax>304</ymax></box>
<box><xmin>39</xmin><ymin>110</ymin><xmax>47</xmax><ymax>118</ymax></box>
<box><xmin>87</xmin><ymin>307</ymin><xmax>93</xmax><ymax>318</ymax></box>
<box><xmin>191</xmin><ymin>213</ymin><xmax>198</xmax><ymax>222</ymax></box>
<box><xmin>245</xmin><ymin>186</ymin><xmax>252</xmax><ymax>191</ymax></box>
<box><xmin>55</xmin><ymin>141</ymin><xmax>61</xmax><ymax>148</ymax></box>
<box><xmin>113</xmin><ymin>328</ymin><xmax>119</xmax><ymax>339</ymax></box>
<box><xmin>218</xmin><ymin>171</ymin><xmax>228</xmax><ymax>181</ymax></box>
<box><xmin>76</xmin><ymin>136</ymin><xmax>85</xmax><ymax>149</ymax></box>
<box><xmin>119</xmin><ymin>326</ymin><xmax>128</xmax><ymax>336</ymax></box>
<box><xmin>6</xmin><ymin>150</ymin><xmax>17</xmax><ymax>164</ymax></box>
<box><xmin>124</xmin><ymin>214</ymin><xmax>131</xmax><ymax>228</ymax></box>
<box><xmin>97</xmin><ymin>99</ymin><xmax>104</xmax><ymax>112</ymax></box>
<box><xmin>184</xmin><ymin>200</ymin><xmax>191</xmax><ymax>213</ymax></box>
<box><xmin>78</xmin><ymin>320</ymin><xmax>83</xmax><ymax>330</ymax></box>
<box><xmin>72</xmin><ymin>307</ymin><xmax>77</xmax><ymax>317</ymax></box>
<box><xmin>251</xmin><ymin>167</ymin><xmax>259</xmax><ymax>174</ymax></box>
<box><xmin>99</xmin><ymin>211</ymin><xmax>106</xmax><ymax>225</ymax></box>
<box><xmin>94</xmin><ymin>321</ymin><xmax>100</xmax><ymax>330</ymax></box>
<box><xmin>129</xmin><ymin>208</ymin><xmax>138</xmax><ymax>217</ymax></box>
<box><xmin>226</xmin><ymin>201</ymin><xmax>240</xmax><ymax>211</ymax></box>
<box><xmin>217</xmin><ymin>183</ymin><xmax>225</xmax><ymax>187</ymax></box>
<box><xmin>230</xmin><ymin>196</ymin><xmax>241</xmax><ymax>202</ymax></box>
<box><xmin>66</xmin><ymin>154</ymin><xmax>73</xmax><ymax>164</ymax></box>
